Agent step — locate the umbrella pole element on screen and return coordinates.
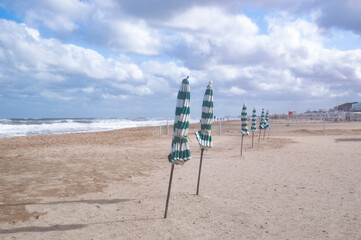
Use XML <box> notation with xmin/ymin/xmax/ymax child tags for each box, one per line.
<box><xmin>219</xmin><ymin>120</ymin><xmax>221</xmax><ymax>135</ymax></box>
<box><xmin>263</xmin><ymin>129</ymin><xmax>266</xmax><ymax>139</ymax></box>
<box><xmin>252</xmin><ymin>132</ymin><xmax>254</xmax><ymax>148</ymax></box>
<box><xmin>258</xmin><ymin>129</ymin><xmax>261</xmax><ymax>143</ymax></box>
<box><xmin>196</xmin><ymin>148</ymin><xmax>205</xmax><ymax>195</ymax></box>
<box><xmin>241</xmin><ymin>135</ymin><xmax>244</xmax><ymax>156</ymax></box>
<box><xmin>164</xmin><ymin>163</ymin><xmax>175</xmax><ymax>218</ymax></box>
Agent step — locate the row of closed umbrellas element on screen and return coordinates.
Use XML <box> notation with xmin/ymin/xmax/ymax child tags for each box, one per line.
<box><xmin>165</xmin><ymin>77</ymin><xmax>270</xmax><ymax>218</ymax></box>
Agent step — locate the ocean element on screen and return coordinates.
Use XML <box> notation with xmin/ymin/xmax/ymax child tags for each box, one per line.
<box><xmin>0</xmin><ymin>118</ymin><xmax>198</xmax><ymax>138</ymax></box>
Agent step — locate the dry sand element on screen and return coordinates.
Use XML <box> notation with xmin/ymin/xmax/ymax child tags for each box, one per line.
<box><xmin>0</xmin><ymin>120</ymin><xmax>360</xmax><ymax>239</ymax></box>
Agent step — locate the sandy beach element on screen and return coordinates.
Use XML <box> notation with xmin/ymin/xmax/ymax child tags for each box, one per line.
<box><xmin>0</xmin><ymin>120</ymin><xmax>360</xmax><ymax>239</ymax></box>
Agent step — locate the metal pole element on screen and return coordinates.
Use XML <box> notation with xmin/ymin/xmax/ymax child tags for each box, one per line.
<box><xmin>219</xmin><ymin>120</ymin><xmax>221</xmax><ymax>136</ymax></box>
<box><xmin>263</xmin><ymin>128</ymin><xmax>266</xmax><ymax>139</ymax></box>
<box><xmin>164</xmin><ymin>138</ymin><xmax>183</xmax><ymax>218</ymax></box>
<box><xmin>241</xmin><ymin>135</ymin><xmax>244</xmax><ymax>156</ymax></box>
<box><xmin>252</xmin><ymin>132</ymin><xmax>254</xmax><ymax>148</ymax></box>
<box><xmin>196</xmin><ymin>148</ymin><xmax>205</xmax><ymax>195</ymax></box>
<box><xmin>164</xmin><ymin>163</ymin><xmax>175</xmax><ymax>218</ymax></box>
<box><xmin>258</xmin><ymin>129</ymin><xmax>261</xmax><ymax>143</ymax></box>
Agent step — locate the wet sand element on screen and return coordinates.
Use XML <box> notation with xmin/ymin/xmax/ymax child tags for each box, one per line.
<box><xmin>0</xmin><ymin>120</ymin><xmax>360</xmax><ymax>239</ymax></box>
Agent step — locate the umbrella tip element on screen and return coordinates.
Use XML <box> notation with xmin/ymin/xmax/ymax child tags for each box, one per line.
<box><xmin>186</xmin><ymin>76</ymin><xmax>189</xmax><ymax>79</ymax></box>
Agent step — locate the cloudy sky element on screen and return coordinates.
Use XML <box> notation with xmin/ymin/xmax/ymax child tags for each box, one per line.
<box><xmin>0</xmin><ymin>0</ymin><xmax>361</xmax><ymax>118</ymax></box>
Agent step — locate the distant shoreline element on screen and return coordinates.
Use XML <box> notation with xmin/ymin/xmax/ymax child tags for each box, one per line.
<box><xmin>0</xmin><ymin>117</ymin><xmax>199</xmax><ymax>139</ymax></box>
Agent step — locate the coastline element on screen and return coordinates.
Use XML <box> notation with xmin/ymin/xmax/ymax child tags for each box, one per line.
<box><xmin>0</xmin><ymin>117</ymin><xmax>186</xmax><ymax>139</ymax></box>
<box><xmin>1</xmin><ymin>121</ymin><xmax>360</xmax><ymax>239</ymax></box>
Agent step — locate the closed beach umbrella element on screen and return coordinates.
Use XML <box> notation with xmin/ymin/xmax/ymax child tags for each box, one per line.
<box><xmin>251</xmin><ymin>107</ymin><xmax>257</xmax><ymax>132</ymax></box>
<box><xmin>164</xmin><ymin>76</ymin><xmax>191</xmax><ymax>218</ymax></box>
<box><xmin>265</xmin><ymin>110</ymin><xmax>269</xmax><ymax>123</ymax></box>
<box><xmin>195</xmin><ymin>81</ymin><xmax>213</xmax><ymax>148</ymax></box>
<box><xmin>259</xmin><ymin>108</ymin><xmax>265</xmax><ymax>129</ymax></box>
<box><xmin>259</xmin><ymin>108</ymin><xmax>269</xmax><ymax>129</ymax></box>
<box><xmin>251</xmin><ymin>107</ymin><xmax>257</xmax><ymax>148</ymax></box>
<box><xmin>258</xmin><ymin>108</ymin><xmax>266</xmax><ymax>143</ymax></box>
<box><xmin>168</xmin><ymin>77</ymin><xmax>191</xmax><ymax>165</ymax></box>
<box><xmin>264</xmin><ymin>110</ymin><xmax>270</xmax><ymax>138</ymax></box>
<box><xmin>264</xmin><ymin>111</ymin><xmax>269</xmax><ymax>129</ymax></box>
<box><xmin>240</xmin><ymin>103</ymin><xmax>248</xmax><ymax>156</ymax></box>
<box><xmin>241</xmin><ymin>103</ymin><xmax>249</xmax><ymax>136</ymax></box>
<box><xmin>195</xmin><ymin>81</ymin><xmax>213</xmax><ymax>195</ymax></box>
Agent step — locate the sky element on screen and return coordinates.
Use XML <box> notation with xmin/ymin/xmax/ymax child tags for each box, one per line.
<box><xmin>0</xmin><ymin>0</ymin><xmax>361</xmax><ymax>118</ymax></box>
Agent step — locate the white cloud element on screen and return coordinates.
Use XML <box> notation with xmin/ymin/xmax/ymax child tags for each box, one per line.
<box><xmin>82</xmin><ymin>87</ymin><xmax>95</xmax><ymax>94</ymax></box>
<box><xmin>40</xmin><ymin>90</ymin><xmax>73</xmax><ymax>101</ymax></box>
<box><xmin>142</xmin><ymin>61</ymin><xmax>190</xmax><ymax>83</ymax></box>
<box><xmin>228</xmin><ymin>86</ymin><xmax>246</xmax><ymax>95</ymax></box>
<box><xmin>296</xmin><ymin>0</ymin><xmax>361</xmax><ymax>36</ymax></box>
<box><xmin>207</xmin><ymin>65</ymin><xmax>241</xmax><ymax>82</ymax></box>
<box><xmin>329</xmin><ymin>91</ymin><xmax>349</xmax><ymax>98</ymax></box>
<box><xmin>2</xmin><ymin>0</ymin><xmax>161</xmax><ymax>55</ymax></box>
<box><xmin>102</xmin><ymin>19</ymin><xmax>160</xmax><ymax>55</ymax></box>
<box><xmin>33</xmin><ymin>72</ymin><xmax>66</xmax><ymax>82</ymax></box>
<box><xmin>110</xmin><ymin>83</ymin><xmax>152</xmax><ymax>96</ymax></box>
<box><xmin>164</xmin><ymin>6</ymin><xmax>258</xmax><ymax>36</ymax></box>
<box><xmin>309</xmin><ymin>84</ymin><xmax>329</xmax><ymax>97</ymax></box>
<box><xmin>162</xmin><ymin>10</ymin><xmax>361</xmax><ymax>102</ymax></box>
<box><xmin>161</xmin><ymin>7</ymin><xmax>262</xmax><ymax>68</ymax></box>
<box><xmin>0</xmin><ymin>19</ymin><xmax>144</xmax><ymax>84</ymax></box>
<box><xmin>101</xmin><ymin>93</ymin><xmax>128</xmax><ymax>100</ymax></box>
<box><xmin>24</xmin><ymin>25</ymin><xmax>40</xmax><ymax>41</ymax></box>
<box><xmin>22</xmin><ymin>0</ymin><xmax>93</xmax><ymax>33</ymax></box>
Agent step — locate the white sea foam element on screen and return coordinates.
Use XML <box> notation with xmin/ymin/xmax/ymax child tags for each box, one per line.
<box><xmin>0</xmin><ymin>118</ymin><xmax>199</xmax><ymax>138</ymax></box>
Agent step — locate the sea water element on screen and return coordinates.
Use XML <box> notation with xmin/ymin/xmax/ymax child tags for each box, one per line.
<box><xmin>0</xmin><ymin>118</ymin><xmax>198</xmax><ymax>138</ymax></box>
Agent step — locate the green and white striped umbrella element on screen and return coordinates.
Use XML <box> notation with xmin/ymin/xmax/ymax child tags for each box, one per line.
<box><xmin>241</xmin><ymin>103</ymin><xmax>249</xmax><ymax>135</ymax></box>
<box><xmin>265</xmin><ymin>110</ymin><xmax>270</xmax><ymax>128</ymax></box>
<box><xmin>195</xmin><ymin>81</ymin><xmax>213</xmax><ymax>149</ymax></box>
<box><xmin>168</xmin><ymin>77</ymin><xmax>191</xmax><ymax>165</ymax></box>
<box><xmin>259</xmin><ymin>108</ymin><xmax>269</xmax><ymax>129</ymax></box>
<box><xmin>251</xmin><ymin>107</ymin><xmax>257</xmax><ymax>132</ymax></box>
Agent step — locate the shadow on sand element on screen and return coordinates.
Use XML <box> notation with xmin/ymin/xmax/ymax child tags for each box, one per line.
<box><xmin>0</xmin><ymin>198</ymin><xmax>131</xmax><ymax>207</ymax></box>
<box><xmin>0</xmin><ymin>224</ymin><xmax>87</xmax><ymax>234</ymax></box>
<box><xmin>0</xmin><ymin>198</ymin><xmax>134</xmax><ymax>234</ymax></box>
<box><xmin>335</xmin><ymin>138</ymin><xmax>361</xmax><ymax>142</ymax></box>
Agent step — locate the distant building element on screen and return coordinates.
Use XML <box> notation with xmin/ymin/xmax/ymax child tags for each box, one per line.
<box><xmin>346</xmin><ymin>112</ymin><xmax>361</xmax><ymax>121</ymax></box>
<box><xmin>352</xmin><ymin>102</ymin><xmax>361</xmax><ymax>111</ymax></box>
<box><xmin>334</xmin><ymin>102</ymin><xmax>358</xmax><ymax>111</ymax></box>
